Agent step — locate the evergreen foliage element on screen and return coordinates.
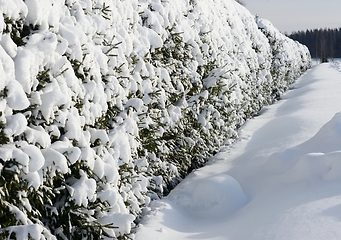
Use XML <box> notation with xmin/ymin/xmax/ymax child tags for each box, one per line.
<box><xmin>288</xmin><ymin>27</ymin><xmax>341</xmax><ymax>60</ymax></box>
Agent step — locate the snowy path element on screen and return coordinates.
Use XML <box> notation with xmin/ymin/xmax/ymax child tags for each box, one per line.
<box><xmin>136</xmin><ymin>62</ymin><xmax>341</xmax><ymax>240</ymax></box>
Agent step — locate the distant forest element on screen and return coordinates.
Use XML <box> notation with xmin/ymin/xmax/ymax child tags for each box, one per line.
<box><xmin>288</xmin><ymin>28</ymin><xmax>341</xmax><ymax>60</ymax></box>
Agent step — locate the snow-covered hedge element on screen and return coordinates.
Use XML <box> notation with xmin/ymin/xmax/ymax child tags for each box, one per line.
<box><xmin>0</xmin><ymin>0</ymin><xmax>310</xmax><ymax>239</ymax></box>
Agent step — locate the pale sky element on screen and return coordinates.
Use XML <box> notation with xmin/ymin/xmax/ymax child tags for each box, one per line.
<box><xmin>242</xmin><ymin>0</ymin><xmax>341</xmax><ymax>33</ymax></box>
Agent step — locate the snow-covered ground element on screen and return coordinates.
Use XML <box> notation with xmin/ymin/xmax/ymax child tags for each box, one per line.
<box><xmin>135</xmin><ymin>61</ymin><xmax>341</xmax><ymax>239</ymax></box>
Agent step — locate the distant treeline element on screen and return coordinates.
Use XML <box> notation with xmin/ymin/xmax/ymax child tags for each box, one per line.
<box><xmin>288</xmin><ymin>28</ymin><xmax>341</xmax><ymax>59</ymax></box>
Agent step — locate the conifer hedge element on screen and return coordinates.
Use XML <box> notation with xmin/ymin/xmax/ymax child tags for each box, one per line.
<box><xmin>0</xmin><ymin>0</ymin><xmax>310</xmax><ymax>239</ymax></box>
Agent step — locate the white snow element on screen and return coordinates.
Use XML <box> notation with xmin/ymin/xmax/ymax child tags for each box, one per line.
<box><xmin>24</xmin><ymin>125</ymin><xmax>51</xmax><ymax>148</ymax></box>
<box><xmin>68</xmin><ymin>170</ymin><xmax>97</xmax><ymax>207</ymax></box>
<box><xmin>6</xmin><ymin>79</ymin><xmax>30</xmax><ymax>110</ymax></box>
<box><xmin>136</xmin><ymin>62</ymin><xmax>341</xmax><ymax>240</ymax></box>
<box><xmin>4</xmin><ymin>113</ymin><xmax>27</xmax><ymax>136</ymax></box>
<box><xmin>98</xmin><ymin>213</ymin><xmax>136</xmax><ymax>237</ymax></box>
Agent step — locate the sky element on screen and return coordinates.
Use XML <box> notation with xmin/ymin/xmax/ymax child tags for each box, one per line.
<box><xmin>242</xmin><ymin>0</ymin><xmax>341</xmax><ymax>33</ymax></box>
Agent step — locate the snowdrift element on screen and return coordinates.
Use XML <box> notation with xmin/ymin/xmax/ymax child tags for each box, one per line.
<box><xmin>263</xmin><ymin>111</ymin><xmax>341</xmax><ymax>181</ymax></box>
<box><xmin>0</xmin><ymin>0</ymin><xmax>310</xmax><ymax>238</ymax></box>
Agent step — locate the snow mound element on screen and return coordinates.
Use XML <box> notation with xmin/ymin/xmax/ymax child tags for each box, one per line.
<box><xmin>191</xmin><ymin>174</ymin><xmax>248</xmax><ymax>217</ymax></box>
<box><xmin>280</xmin><ymin>151</ymin><xmax>341</xmax><ymax>183</ymax></box>
<box><xmin>263</xmin><ymin>112</ymin><xmax>341</xmax><ymax>182</ymax></box>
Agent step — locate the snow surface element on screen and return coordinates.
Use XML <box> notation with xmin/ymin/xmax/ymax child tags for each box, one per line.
<box><xmin>136</xmin><ymin>62</ymin><xmax>341</xmax><ymax>239</ymax></box>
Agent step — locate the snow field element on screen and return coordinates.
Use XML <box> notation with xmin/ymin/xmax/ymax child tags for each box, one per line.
<box><xmin>0</xmin><ymin>0</ymin><xmax>310</xmax><ymax>239</ymax></box>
